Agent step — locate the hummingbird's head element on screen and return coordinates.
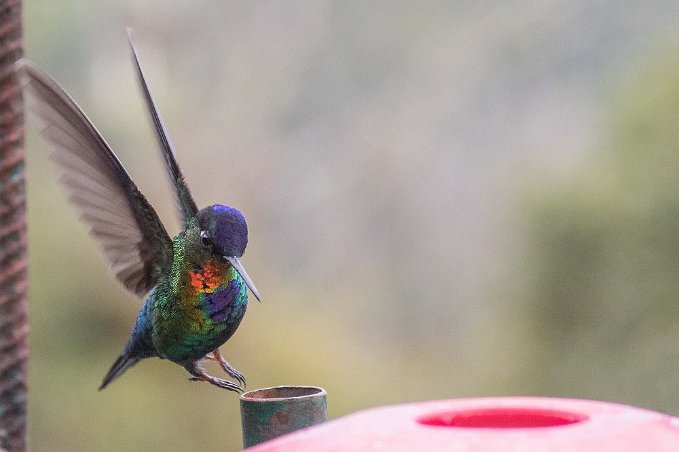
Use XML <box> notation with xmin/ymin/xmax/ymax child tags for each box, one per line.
<box><xmin>197</xmin><ymin>204</ymin><xmax>248</xmax><ymax>258</ymax></box>
<box><xmin>196</xmin><ymin>204</ymin><xmax>260</xmax><ymax>301</ymax></box>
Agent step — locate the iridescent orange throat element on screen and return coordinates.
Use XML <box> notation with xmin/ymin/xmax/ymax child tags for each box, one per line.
<box><xmin>189</xmin><ymin>261</ymin><xmax>230</xmax><ymax>293</ymax></box>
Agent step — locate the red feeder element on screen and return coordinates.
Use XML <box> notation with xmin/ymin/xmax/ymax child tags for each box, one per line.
<box><xmin>245</xmin><ymin>397</ymin><xmax>679</xmax><ymax>451</ymax></box>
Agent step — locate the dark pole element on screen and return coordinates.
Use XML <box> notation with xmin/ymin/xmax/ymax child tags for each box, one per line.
<box><xmin>0</xmin><ymin>0</ymin><xmax>25</xmax><ymax>451</ymax></box>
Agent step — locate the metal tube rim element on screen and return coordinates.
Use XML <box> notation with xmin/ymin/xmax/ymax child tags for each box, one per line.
<box><xmin>240</xmin><ymin>385</ymin><xmax>327</xmax><ymax>403</ymax></box>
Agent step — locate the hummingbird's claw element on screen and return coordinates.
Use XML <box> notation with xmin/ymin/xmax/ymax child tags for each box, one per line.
<box><xmin>188</xmin><ymin>374</ymin><xmax>243</xmax><ymax>393</ymax></box>
<box><xmin>223</xmin><ymin>365</ymin><xmax>246</xmax><ymax>390</ymax></box>
<box><xmin>209</xmin><ymin>349</ymin><xmax>246</xmax><ymax>389</ymax></box>
<box><xmin>185</xmin><ymin>363</ymin><xmax>244</xmax><ymax>393</ymax></box>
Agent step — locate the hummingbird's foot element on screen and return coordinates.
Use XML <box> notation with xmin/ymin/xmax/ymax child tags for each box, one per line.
<box><xmin>184</xmin><ymin>363</ymin><xmax>243</xmax><ymax>393</ymax></box>
<box><xmin>207</xmin><ymin>349</ymin><xmax>246</xmax><ymax>389</ymax></box>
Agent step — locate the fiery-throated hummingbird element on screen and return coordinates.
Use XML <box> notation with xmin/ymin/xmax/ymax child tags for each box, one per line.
<box><xmin>18</xmin><ymin>30</ymin><xmax>260</xmax><ymax>393</ymax></box>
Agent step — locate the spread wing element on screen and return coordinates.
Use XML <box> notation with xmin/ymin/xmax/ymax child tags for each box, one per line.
<box><xmin>18</xmin><ymin>60</ymin><xmax>174</xmax><ymax>297</ymax></box>
<box><xmin>127</xmin><ymin>29</ymin><xmax>198</xmax><ymax>230</ymax></box>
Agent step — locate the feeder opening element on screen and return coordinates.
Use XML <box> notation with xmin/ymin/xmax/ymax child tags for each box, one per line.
<box><xmin>418</xmin><ymin>407</ymin><xmax>588</xmax><ymax>429</ymax></box>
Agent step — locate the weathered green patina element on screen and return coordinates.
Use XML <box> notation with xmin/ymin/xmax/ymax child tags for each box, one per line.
<box><xmin>240</xmin><ymin>386</ymin><xmax>327</xmax><ymax>448</ymax></box>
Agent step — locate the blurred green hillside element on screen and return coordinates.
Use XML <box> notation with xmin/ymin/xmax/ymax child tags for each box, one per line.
<box><xmin>21</xmin><ymin>1</ymin><xmax>679</xmax><ymax>451</ymax></box>
<box><xmin>516</xmin><ymin>48</ymin><xmax>679</xmax><ymax>410</ymax></box>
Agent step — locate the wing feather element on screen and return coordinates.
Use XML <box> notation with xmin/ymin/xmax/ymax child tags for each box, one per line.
<box><xmin>126</xmin><ymin>29</ymin><xmax>198</xmax><ymax>229</ymax></box>
<box><xmin>18</xmin><ymin>60</ymin><xmax>173</xmax><ymax>297</ymax></box>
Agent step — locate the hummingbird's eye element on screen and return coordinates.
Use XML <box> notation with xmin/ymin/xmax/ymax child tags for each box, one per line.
<box><xmin>200</xmin><ymin>230</ymin><xmax>211</xmax><ymax>248</ymax></box>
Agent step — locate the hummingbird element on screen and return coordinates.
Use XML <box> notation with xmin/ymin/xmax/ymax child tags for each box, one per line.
<box><xmin>18</xmin><ymin>30</ymin><xmax>260</xmax><ymax>393</ymax></box>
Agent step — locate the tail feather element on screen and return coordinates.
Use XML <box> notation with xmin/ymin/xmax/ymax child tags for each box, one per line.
<box><xmin>99</xmin><ymin>354</ymin><xmax>141</xmax><ymax>390</ymax></box>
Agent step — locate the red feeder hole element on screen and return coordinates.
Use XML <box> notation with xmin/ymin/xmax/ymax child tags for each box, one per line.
<box><xmin>418</xmin><ymin>407</ymin><xmax>588</xmax><ymax>429</ymax></box>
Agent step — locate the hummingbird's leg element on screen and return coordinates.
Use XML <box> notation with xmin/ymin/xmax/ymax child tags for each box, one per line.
<box><xmin>184</xmin><ymin>362</ymin><xmax>243</xmax><ymax>393</ymax></box>
<box><xmin>209</xmin><ymin>349</ymin><xmax>246</xmax><ymax>389</ymax></box>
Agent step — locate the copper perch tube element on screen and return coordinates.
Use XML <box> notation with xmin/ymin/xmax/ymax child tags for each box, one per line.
<box><xmin>0</xmin><ymin>0</ymin><xmax>26</xmax><ymax>451</ymax></box>
<box><xmin>240</xmin><ymin>386</ymin><xmax>327</xmax><ymax>448</ymax></box>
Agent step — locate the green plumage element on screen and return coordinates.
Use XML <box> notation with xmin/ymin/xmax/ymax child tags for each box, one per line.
<box><xmin>152</xmin><ymin>229</ymin><xmax>248</xmax><ymax>363</ymax></box>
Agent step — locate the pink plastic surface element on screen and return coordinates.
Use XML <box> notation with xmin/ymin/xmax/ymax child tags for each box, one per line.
<box><xmin>246</xmin><ymin>397</ymin><xmax>679</xmax><ymax>451</ymax></box>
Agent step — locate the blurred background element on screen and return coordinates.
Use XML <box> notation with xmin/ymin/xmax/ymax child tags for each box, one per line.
<box><xmin>22</xmin><ymin>1</ymin><xmax>679</xmax><ymax>450</ymax></box>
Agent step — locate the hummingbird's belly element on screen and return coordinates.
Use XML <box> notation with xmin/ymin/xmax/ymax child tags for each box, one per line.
<box><xmin>154</xmin><ymin>261</ymin><xmax>248</xmax><ymax>363</ymax></box>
